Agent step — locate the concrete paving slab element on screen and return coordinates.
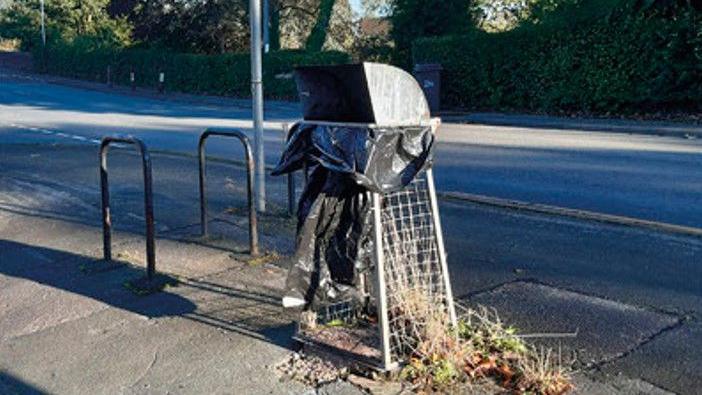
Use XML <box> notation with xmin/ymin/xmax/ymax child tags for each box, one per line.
<box><xmin>175</xmin><ymin>264</ymin><xmax>293</xmax><ymax>336</ymax></box>
<box><xmin>316</xmin><ymin>380</ymin><xmax>365</xmax><ymax>395</ymax></box>
<box><xmin>465</xmin><ymin>281</ymin><xmax>680</xmax><ymax>368</ymax></box>
<box><xmin>0</xmin><ymin>306</ymin><xmax>307</xmax><ymax>395</ymax></box>
<box><xmin>0</xmin><ymin>213</ymin><xmax>114</xmax><ymax>260</ymax></box>
<box><xmin>599</xmin><ymin>322</ymin><xmax>702</xmax><ymax>395</ymax></box>
<box><xmin>0</xmin><ymin>240</ymin><xmax>198</xmax><ymax>327</ymax></box>
<box><xmin>166</xmin><ymin>216</ymin><xmax>296</xmax><ymax>258</ymax></box>
<box><xmin>0</xmin><ymin>276</ymin><xmax>109</xmax><ymax>341</ymax></box>
<box><xmin>112</xmin><ymin>237</ymin><xmax>239</xmax><ymax>278</ymax></box>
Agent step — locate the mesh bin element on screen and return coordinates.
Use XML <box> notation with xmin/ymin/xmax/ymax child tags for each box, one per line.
<box><xmin>275</xmin><ymin>63</ymin><xmax>456</xmax><ymax>371</ymax></box>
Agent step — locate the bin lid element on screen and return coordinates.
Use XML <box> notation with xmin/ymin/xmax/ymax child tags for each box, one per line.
<box><xmin>295</xmin><ymin>62</ymin><xmax>431</xmax><ymax>127</ymax></box>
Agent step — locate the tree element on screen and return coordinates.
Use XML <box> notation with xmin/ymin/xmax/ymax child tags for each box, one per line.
<box><xmin>473</xmin><ymin>0</ymin><xmax>533</xmax><ymax>32</ymax></box>
<box><xmin>274</xmin><ymin>0</ymin><xmax>354</xmax><ymax>51</ymax></box>
<box><xmin>0</xmin><ymin>0</ymin><xmax>131</xmax><ymax>49</ymax></box>
<box><xmin>305</xmin><ymin>0</ymin><xmax>335</xmax><ymax>50</ymax></box>
<box><xmin>389</xmin><ymin>0</ymin><xmax>472</xmax><ymax>67</ymax></box>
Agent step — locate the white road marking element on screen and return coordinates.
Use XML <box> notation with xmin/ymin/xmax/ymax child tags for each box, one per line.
<box><xmin>2</xmin><ymin>121</ymin><xmax>100</xmax><ymax>146</ymax></box>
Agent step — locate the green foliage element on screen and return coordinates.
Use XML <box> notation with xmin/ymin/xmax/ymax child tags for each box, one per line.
<box><xmin>39</xmin><ymin>41</ymin><xmax>350</xmax><ymax>99</ymax></box>
<box><xmin>0</xmin><ymin>0</ymin><xmax>131</xmax><ymax>50</ymax></box>
<box><xmin>473</xmin><ymin>0</ymin><xmax>538</xmax><ymax>32</ymax></box>
<box><xmin>390</xmin><ymin>0</ymin><xmax>473</xmax><ymax>67</ymax></box>
<box><xmin>414</xmin><ymin>0</ymin><xmax>702</xmax><ymax>114</ymax></box>
<box><xmin>121</xmin><ymin>0</ymin><xmax>250</xmax><ymax>54</ymax></box>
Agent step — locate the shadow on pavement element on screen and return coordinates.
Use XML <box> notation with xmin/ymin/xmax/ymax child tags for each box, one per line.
<box><xmin>0</xmin><ymin>371</ymin><xmax>47</xmax><ymax>395</ymax></box>
<box><xmin>0</xmin><ymin>239</ymin><xmax>196</xmax><ymax>318</ymax></box>
<box><xmin>178</xmin><ymin>276</ymin><xmax>299</xmax><ymax>350</ymax></box>
<box><xmin>0</xmin><ymin>239</ymin><xmax>298</xmax><ymax>350</ymax></box>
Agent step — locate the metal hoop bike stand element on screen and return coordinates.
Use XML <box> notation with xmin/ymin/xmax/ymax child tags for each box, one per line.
<box><xmin>198</xmin><ymin>129</ymin><xmax>259</xmax><ymax>256</ymax></box>
<box><xmin>99</xmin><ymin>136</ymin><xmax>159</xmax><ymax>285</ymax></box>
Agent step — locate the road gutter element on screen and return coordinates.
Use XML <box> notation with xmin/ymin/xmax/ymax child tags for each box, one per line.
<box><xmin>439</xmin><ymin>191</ymin><xmax>702</xmax><ymax>239</ymax></box>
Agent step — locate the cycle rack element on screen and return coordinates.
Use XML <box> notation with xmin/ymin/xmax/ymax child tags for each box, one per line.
<box><xmin>100</xmin><ymin>136</ymin><xmax>157</xmax><ymax>280</ymax></box>
<box><xmin>199</xmin><ymin>129</ymin><xmax>259</xmax><ymax>256</ymax></box>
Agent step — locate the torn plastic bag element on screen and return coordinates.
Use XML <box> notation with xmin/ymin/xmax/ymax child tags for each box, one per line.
<box><xmin>271</xmin><ymin>122</ymin><xmax>435</xmax><ymax>307</ymax></box>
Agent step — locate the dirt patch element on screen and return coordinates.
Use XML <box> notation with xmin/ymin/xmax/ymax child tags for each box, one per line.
<box><xmin>299</xmin><ymin>324</ymin><xmax>382</xmax><ymax>362</ymax></box>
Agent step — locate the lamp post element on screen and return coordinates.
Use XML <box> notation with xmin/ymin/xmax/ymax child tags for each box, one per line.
<box><xmin>40</xmin><ymin>0</ymin><xmax>46</xmax><ymax>47</ymax></box>
<box><xmin>263</xmin><ymin>0</ymin><xmax>270</xmax><ymax>53</ymax></box>
<box><xmin>250</xmin><ymin>0</ymin><xmax>266</xmax><ymax>212</ymax></box>
<box><xmin>39</xmin><ymin>0</ymin><xmax>46</xmax><ymax>71</ymax></box>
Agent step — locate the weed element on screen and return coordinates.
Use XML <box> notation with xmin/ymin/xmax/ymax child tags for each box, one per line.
<box><xmin>400</xmin><ymin>306</ymin><xmax>574</xmax><ymax>394</ymax></box>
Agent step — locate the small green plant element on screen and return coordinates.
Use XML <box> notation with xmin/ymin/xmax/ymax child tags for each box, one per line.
<box><xmin>400</xmin><ymin>306</ymin><xmax>573</xmax><ymax>394</ymax></box>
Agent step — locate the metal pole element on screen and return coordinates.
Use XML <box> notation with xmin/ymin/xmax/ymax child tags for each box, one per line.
<box><xmin>426</xmin><ymin>168</ymin><xmax>457</xmax><ymax>326</ymax></box>
<box><xmin>371</xmin><ymin>192</ymin><xmax>394</xmax><ymax>371</ymax></box>
<box><xmin>139</xmin><ymin>143</ymin><xmax>156</xmax><ymax>280</ymax></box>
<box><xmin>250</xmin><ymin>0</ymin><xmax>266</xmax><ymax>212</ymax></box>
<box><xmin>100</xmin><ymin>143</ymin><xmax>112</xmax><ymax>262</ymax></box>
<box><xmin>198</xmin><ymin>136</ymin><xmax>209</xmax><ymax>238</ymax></box>
<box><xmin>263</xmin><ymin>0</ymin><xmax>270</xmax><ymax>53</ymax></box>
<box><xmin>40</xmin><ymin>0</ymin><xmax>46</xmax><ymax>47</ymax></box>
<box><xmin>40</xmin><ymin>0</ymin><xmax>46</xmax><ymax>72</ymax></box>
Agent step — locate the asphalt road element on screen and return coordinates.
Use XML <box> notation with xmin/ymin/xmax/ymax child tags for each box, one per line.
<box><xmin>1</xmin><ymin>70</ymin><xmax>701</xmax><ymax>229</ymax></box>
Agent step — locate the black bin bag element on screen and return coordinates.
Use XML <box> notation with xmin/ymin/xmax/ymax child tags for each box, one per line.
<box><xmin>271</xmin><ymin>122</ymin><xmax>435</xmax><ymax>307</ymax></box>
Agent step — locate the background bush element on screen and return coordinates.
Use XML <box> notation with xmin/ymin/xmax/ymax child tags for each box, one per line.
<box><xmin>39</xmin><ymin>39</ymin><xmax>350</xmax><ymax>99</ymax></box>
<box><xmin>414</xmin><ymin>0</ymin><xmax>702</xmax><ymax>114</ymax></box>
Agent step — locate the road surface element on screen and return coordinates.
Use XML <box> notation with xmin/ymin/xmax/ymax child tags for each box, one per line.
<box><xmin>1</xmin><ymin>69</ymin><xmax>700</xmax><ymax>229</ymax></box>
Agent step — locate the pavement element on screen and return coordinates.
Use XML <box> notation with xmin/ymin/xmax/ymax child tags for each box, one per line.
<box><xmin>443</xmin><ymin>112</ymin><xmax>702</xmax><ymax>139</ymax></box>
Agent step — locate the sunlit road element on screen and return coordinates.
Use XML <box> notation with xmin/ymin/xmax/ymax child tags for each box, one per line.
<box><xmin>2</xmin><ymin>70</ymin><xmax>701</xmax><ymax>228</ymax></box>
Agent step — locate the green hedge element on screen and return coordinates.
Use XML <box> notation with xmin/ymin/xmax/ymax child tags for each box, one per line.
<box><xmin>38</xmin><ymin>42</ymin><xmax>350</xmax><ymax>99</ymax></box>
<box><xmin>413</xmin><ymin>7</ymin><xmax>702</xmax><ymax>114</ymax></box>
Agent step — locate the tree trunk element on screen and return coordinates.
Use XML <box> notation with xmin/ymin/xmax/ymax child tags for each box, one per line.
<box><xmin>305</xmin><ymin>0</ymin><xmax>335</xmax><ymax>52</ymax></box>
<box><xmin>270</xmin><ymin>0</ymin><xmax>281</xmax><ymax>51</ymax></box>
